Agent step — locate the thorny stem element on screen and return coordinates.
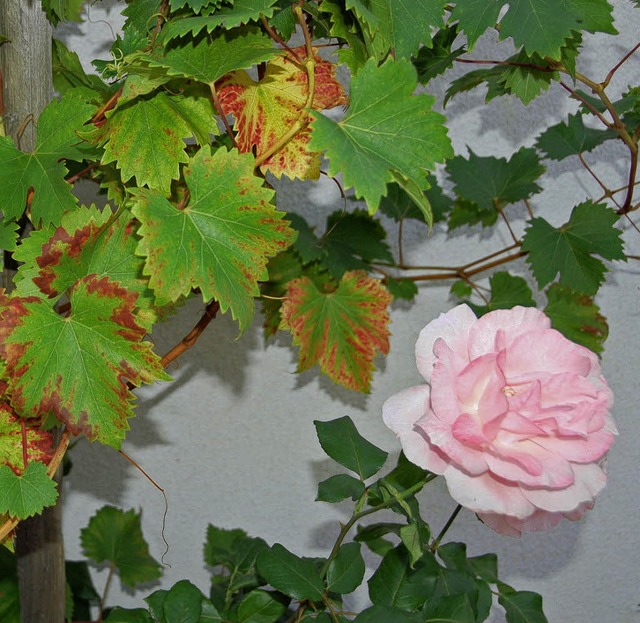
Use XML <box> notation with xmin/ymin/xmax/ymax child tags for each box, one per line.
<box><xmin>430</xmin><ymin>505</ymin><xmax>462</xmax><ymax>553</ymax></box>
<box><xmin>254</xmin><ymin>5</ymin><xmax>316</xmax><ymax>169</ymax></box>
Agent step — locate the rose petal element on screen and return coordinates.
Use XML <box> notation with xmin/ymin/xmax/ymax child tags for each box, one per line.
<box><xmin>382</xmin><ymin>385</ymin><xmax>448</xmax><ymax>473</ymax></box>
<box><xmin>479</xmin><ymin>509</ymin><xmax>563</xmax><ymax>536</ymax></box>
<box><xmin>415</xmin><ymin>305</ymin><xmax>477</xmax><ymax>380</ymax></box>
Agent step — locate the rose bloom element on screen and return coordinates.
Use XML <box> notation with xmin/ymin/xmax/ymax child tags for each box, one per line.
<box><xmin>383</xmin><ymin>304</ymin><xmax>617</xmax><ymax>536</ymax></box>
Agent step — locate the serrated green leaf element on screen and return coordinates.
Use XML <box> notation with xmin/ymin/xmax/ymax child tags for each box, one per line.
<box><xmin>151</xmin><ymin>27</ymin><xmax>277</xmax><ymax>83</ymax></box>
<box><xmin>414</xmin><ymin>26</ymin><xmax>466</xmax><ymax>83</ymax></box>
<box><xmin>52</xmin><ymin>38</ymin><xmax>110</xmax><ymax>96</ymax></box>
<box><xmin>315</xmin><ymin>417</ymin><xmax>387</xmax><ymax>480</ymax></box>
<box><xmin>132</xmin><ymin>147</ymin><xmax>294</xmax><ymax>332</ymax></box>
<box><xmin>99</xmin><ymin>90</ymin><xmax>216</xmax><ymax>194</ymax></box>
<box><xmin>280</xmin><ymin>271</ymin><xmax>392</xmax><ymax>392</ymax></box>
<box><xmin>41</xmin><ymin>0</ymin><xmax>84</xmax><ymax>25</ymax></box>
<box><xmin>237</xmin><ymin>589</ymin><xmax>286</xmax><ymax>623</ymax></box>
<box><xmin>544</xmin><ymin>283</ymin><xmax>608</xmax><ymax>353</ymax></box>
<box><xmin>256</xmin><ymin>544</ymin><xmax>324</xmax><ymax>601</ymax></box>
<box><xmin>536</xmin><ymin>113</ymin><xmax>617</xmax><ymax>160</ymax></box>
<box><xmin>122</xmin><ymin>0</ymin><xmax>162</xmax><ymax>33</ymax></box>
<box><xmin>163</xmin><ymin>580</ymin><xmax>204</xmax><ymax>623</ymax></box>
<box><xmin>0</xmin><ymin>407</ymin><xmax>54</xmax><ymax>475</ymax></box>
<box><xmin>81</xmin><ymin>506</ymin><xmax>162</xmax><ymax>588</ymax></box>
<box><xmin>163</xmin><ymin>1</ymin><xmax>279</xmax><ymax>40</ymax></box>
<box><xmin>316</xmin><ymin>474</ymin><xmax>365</xmax><ymax>503</ymax></box>
<box><xmin>448</xmin><ymin>198</ymin><xmax>498</xmax><ymax>229</ymax></box>
<box><xmin>0</xmin><ymin>461</ymin><xmax>57</xmax><ymax>519</ymax></box>
<box><xmin>0</xmin><ymin>276</ymin><xmax>170</xmax><ymax>447</ymax></box>
<box><xmin>0</xmin><ymin>92</ymin><xmax>96</xmax><ymax>225</ymax></box>
<box><xmin>449</xmin><ymin>0</ymin><xmax>502</xmax><ymax>48</ymax></box>
<box><xmin>468</xmin><ymin>272</ymin><xmax>536</xmax><ymax>316</ymax></box>
<box><xmin>385</xmin><ymin>278</ymin><xmax>418</xmax><ymax>302</ymax></box>
<box><xmin>522</xmin><ymin>201</ymin><xmax>625</xmax><ymax>295</ymax></box>
<box><xmin>450</xmin><ymin>280</ymin><xmax>473</xmax><ymax>299</ymax></box>
<box><xmin>497</xmin><ymin>51</ymin><xmax>555</xmax><ymax>104</ymax></box>
<box><xmin>310</xmin><ymin>57</ymin><xmax>452</xmax><ymax>215</ymax></box>
<box><xmin>326</xmin><ymin>542</ymin><xmax>365</xmax><ymax>594</ymax></box>
<box><xmin>447</xmin><ymin>147</ymin><xmax>545</xmax><ymax>212</ymax></box>
<box><xmin>498</xmin><ymin>587</ymin><xmax>549</xmax><ymax>623</ymax></box>
<box><xmin>0</xmin><ymin>219</ymin><xmax>19</xmax><ymax>252</ymax></box>
<box><xmin>319</xmin><ymin>0</ymin><xmax>369</xmax><ymax>72</ymax></box>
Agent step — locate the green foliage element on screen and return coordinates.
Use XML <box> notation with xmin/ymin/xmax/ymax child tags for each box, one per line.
<box><xmin>81</xmin><ymin>506</ymin><xmax>162</xmax><ymax>589</ymax></box>
<box><xmin>0</xmin><ymin>461</ymin><xmax>57</xmax><ymax>520</ymax></box>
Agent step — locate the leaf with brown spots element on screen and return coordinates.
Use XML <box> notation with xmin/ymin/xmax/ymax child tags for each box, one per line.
<box><xmin>280</xmin><ymin>271</ymin><xmax>392</xmax><ymax>392</ymax></box>
<box><xmin>131</xmin><ymin>147</ymin><xmax>296</xmax><ymax>332</ymax></box>
<box><xmin>0</xmin><ymin>276</ymin><xmax>170</xmax><ymax>448</ymax></box>
<box><xmin>217</xmin><ymin>47</ymin><xmax>347</xmax><ymax>180</ymax></box>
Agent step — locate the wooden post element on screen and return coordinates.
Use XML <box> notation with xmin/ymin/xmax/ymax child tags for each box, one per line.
<box><xmin>0</xmin><ymin>3</ymin><xmax>66</xmax><ymax>623</ymax></box>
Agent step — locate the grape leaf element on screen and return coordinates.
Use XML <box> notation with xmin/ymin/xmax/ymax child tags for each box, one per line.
<box><xmin>0</xmin><ymin>92</ymin><xmax>96</xmax><ymax>225</ymax></box>
<box><xmin>319</xmin><ymin>0</ymin><xmax>369</xmax><ymax>72</ymax></box>
<box><xmin>131</xmin><ymin>148</ymin><xmax>295</xmax><ymax>332</ymax></box>
<box><xmin>414</xmin><ymin>26</ymin><xmax>466</xmax><ymax>83</ymax></box>
<box><xmin>162</xmin><ymin>0</ymin><xmax>280</xmax><ymax>40</ymax></box>
<box><xmin>522</xmin><ymin>201</ymin><xmax>625</xmax><ymax>295</ymax></box>
<box><xmin>122</xmin><ymin>0</ymin><xmax>162</xmax><ymax>33</ymax></box>
<box><xmin>467</xmin><ymin>272</ymin><xmax>536</xmax><ymax>316</ymax></box>
<box><xmin>41</xmin><ymin>0</ymin><xmax>84</xmax><ymax>25</ymax></box>
<box><xmin>447</xmin><ymin>147</ymin><xmax>545</xmax><ymax>212</ymax></box>
<box><xmin>0</xmin><ymin>220</ymin><xmax>19</xmax><ymax>252</ymax></box>
<box><xmin>0</xmin><ymin>461</ymin><xmax>58</xmax><ymax>520</ymax></box>
<box><xmin>0</xmin><ymin>405</ymin><xmax>54</xmax><ymax>475</ymax></box>
<box><xmin>544</xmin><ymin>284</ymin><xmax>608</xmax><ymax>353</ymax></box>
<box><xmin>496</xmin><ymin>51</ymin><xmax>554</xmax><ymax>105</ymax></box>
<box><xmin>0</xmin><ymin>275</ymin><xmax>170</xmax><ymax>448</ymax></box>
<box><xmin>309</xmin><ymin>57</ymin><xmax>452</xmax><ymax>220</ymax></box>
<box><xmin>52</xmin><ymin>38</ymin><xmax>110</xmax><ymax>96</ymax></box>
<box><xmin>449</xmin><ymin>0</ymin><xmax>501</xmax><ymax>48</ymax></box>
<box><xmin>535</xmin><ymin>113</ymin><xmax>617</xmax><ymax>160</ymax></box>
<box><xmin>217</xmin><ymin>48</ymin><xmax>347</xmax><ymax>180</ymax></box>
<box><xmin>99</xmin><ymin>90</ymin><xmax>217</xmax><ymax>195</ymax></box>
<box><xmin>280</xmin><ymin>271</ymin><xmax>392</xmax><ymax>392</ymax></box>
<box><xmin>385</xmin><ymin>278</ymin><xmax>418</xmax><ymax>302</ymax></box>
<box><xmin>81</xmin><ymin>506</ymin><xmax>162</xmax><ymax>587</ymax></box>
<box><xmin>149</xmin><ymin>27</ymin><xmax>278</xmax><ymax>84</ymax></box>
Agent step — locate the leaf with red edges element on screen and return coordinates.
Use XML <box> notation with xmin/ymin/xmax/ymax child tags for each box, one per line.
<box><xmin>280</xmin><ymin>271</ymin><xmax>392</xmax><ymax>392</ymax></box>
<box><xmin>0</xmin><ymin>276</ymin><xmax>170</xmax><ymax>448</ymax></box>
<box><xmin>0</xmin><ymin>400</ymin><xmax>54</xmax><ymax>475</ymax></box>
<box><xmin>217</xmin><ymin>47</ymin><xmax>347</xmax><ymax>180</ymax></box>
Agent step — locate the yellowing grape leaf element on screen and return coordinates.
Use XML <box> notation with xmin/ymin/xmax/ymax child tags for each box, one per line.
<box><xmin>0</xmin><ymin>401</ymin><xmax>54</xmax><ymax>475</ymax></box>
<box><xmin>131</xmin><ymin>147</ymin><xmax>295</xmax><ymax>332</ymax></box>
<box><xmin>280</xmin><ymin>271</ymin><xmax>392</xmax><ymax>392</ymax></box>
<box><xmin>217</xmin><ymin>48</ymin><xmax>347</xmax><ymax>180</ymax></box>
<box><xmin>0</xmin><ymin>276</ymin><xmax>170</xmax><ymax>448</ymax></box>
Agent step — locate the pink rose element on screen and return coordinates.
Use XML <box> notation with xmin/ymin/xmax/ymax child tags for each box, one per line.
<box><xmin>383</xmin><ymin>304</ymin><xmax>616</xmax><ymax>536</ymax></box>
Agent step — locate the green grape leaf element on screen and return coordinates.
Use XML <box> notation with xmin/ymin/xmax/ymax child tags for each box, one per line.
<box><xmin>326</xmin><ymin>542</ymin><xmax>365</xmax><ymax>595</ymax></box>
<box><xmin>41</xmin><ymin>0</ymin><xmax>84</xmax><ymax>25</ymax></box>
<box><xmin>280</xmin><ymin>271</ymin><xmax>392</xmax><ymax>392</ymax></box>
<box><xmin>319</xmin><ymin>0</ymin><xmax>369</xmax><ymax>72</ymax></box>
<box><xmin>385</xmin><ymin>278</ymin><xmax>418</xmax><ymax>302</ymax></box>
<box><xmin>237</xmin><ymin>589</ymin><xmax>286</xmax><ymax>623</ymax></box>
<box><xmin>544</xmin><ymin>283</ymin><xmax>608</xmax><ymax>353</ymax></box>
<box><xmin>468</xmin><ymin>272</ymin><xmax>536</xmax><ymax>316</ymax></box>
<box><xmin>99</xmin><ymin>90</ymin><xmax>217</xmax><ymax>195</ymax></box>
<box><xmin>448</xmin><ymin>198</ymin><xmax>498</xmax><ymax>229</ymax></box>
<box><xmin>498</xmin><ymin>586</ymin><xmax>549</xmax><ymax>623</ymax></box>
<box><xmin>131</xmin><ymin>148</ymin><xmax>295</xmax><ymax>332</ymax></box>
<box><xmin>522</xmin><ymin>201</ymin><xmax>625</xmax><ymax>295</ymax></box>
<box><xmin>320</xmin><ymin>210</ymin><xmax>394</xmax><ymax>279</ymax></box>
<box><xmin>81</xmin><ymin>506</ymin><xmax>162</xmax><ymax>588</ymax></box>
<box><xmin>162</xmin><ymin>0</ymin><xmax>279</xmax><ymax>40</ymax></box>
<box><xmin>449</xmin><ymin>0</ymin><xmax>502</xmax><ymax>48</ymax></box>
<box><xmin>0</xmin><ymin>461</ymin><xmax>58</xmax><ymax>520</ymax></box>
<box><xmin>535</xmin><ymin>113</ymin><xmax>617</xmax><ymax>160</ymax></box>
<box><xmin>52</xmin><ymin>38</ymin><xmax>110</xmax><ymax>96</ymax></box>
<box><xmin>256</xmin><ymin>544</ymin><xmax>324</xmax><ymax>601</ymax></box>
<box><xmin>315</xmin><ymin>416</ymin><xmax>388</xmax><ymax>480</ymax></box>
<box><xmin>447</xmin><ymin>147</ymin><xmax>545</xmax><ymax>212</ymax></box>
<box><xmin>122</xmin><ymin>0</ymin><xmax>162</xmax><ymax>33</ymax></box>
<box><xmin>379</xmin><ymin>175</ymin><xmax>452</xmax><ymax>224</ymax></box>
<box><xmin>150</xmin><ymin>27</ymin><xmax>278</xmax><ymax>84</ymax></box>
<box><xmin>169</xmin><ymin>0</ymin><xmax>213</xmax><ymax>12</ymax></box>
<box><xmin>0</xmin><ymin>92</ymin><xmax>96</xmax><ymax>225</ymax></box>
<box><xmin>0</xmin><ymin>220</ymin><xmax>19</xmax><ymax>252</ymax></box>
<box><xmin>0</xmin><ymin>276</ymin><xmax>170</xmax><ymax>448</ymax></box>
<box><xmin>414</xmin><ymin>26</ymin><xmax>466</xmax><ymax>83</ymax></box>
<box><xmin>309</xmin><ymin>57</ymin><xmax>452</xmax><ymax>218</ymax></box>
<box><xmin>0</xmin><ymin>406</ymin><xmax>54</xmax><ymax>475</ymax></box>
<box><xmin>316</xmin><ymin>473</ymin><xmax>365</xmax><ymax>503</ymax></box>
<box><xmin>496</xmin><ymin>51</ymin><xmax>555</xmax><ymax>105</ymax></box>
<box><xmin>450</xmin><ymin>280</ymin><xmax>473</xmax><ymax>299</ymax></box>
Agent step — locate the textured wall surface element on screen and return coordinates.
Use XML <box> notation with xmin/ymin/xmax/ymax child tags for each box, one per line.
<box><xmin>56</xmin><ymin>2</ymin><xmax>640</xmax><ymax>622</ymax></box>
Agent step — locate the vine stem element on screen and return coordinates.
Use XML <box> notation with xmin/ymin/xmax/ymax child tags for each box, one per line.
<box><xmin>430</xmin><ymin>504</ymin><xmax>462</xmax><ymax>553</ymax></box>
<box><xmin>209</xmin><ymin>82</ymin><xmax>238</xmax><ymax>149</ymax></box>
<box><xmin>98</xmin><ymin>562</ymin><xmax>117</xmax><ymax>621</ymax></box>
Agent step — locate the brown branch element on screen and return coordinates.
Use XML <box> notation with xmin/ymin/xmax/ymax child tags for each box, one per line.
<box><xmin>260</xmin><ymin>15</ymin><xmax>303</xmax><ymax>65</ymax></box>
<box><xmin>160</xmin><ymin>300</ymin><xmax>220</xmax><ymax>368</ymax></box>
<box><xmin>209</xmin><ymin>82</ymin><xmax>238</xmax><ymax>149</ymax></box>
<box><xmin>602</xmin><ymin>42</ymin><xmax>640</xmax><ymax>89</ymax></box>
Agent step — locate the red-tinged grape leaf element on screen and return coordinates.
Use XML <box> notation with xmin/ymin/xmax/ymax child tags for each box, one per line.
<box><xmin>217</xmin><ymin>47</ymin><xmax>347</xmax><ymax>181</ymax></box>
<box><xmin>131</xmin><ymin>147</ymin><xmax>295</xmax><ymax>332</ymax></box>
<box><xmin>0</xmin><ymin>404</ymin><xmax>54</xmax><ymax>475</ymax></box>
<box><xmin>309</xmin><ymin>57</ymin><xmax>452</xmax><ymax>217</ymax></box>
<box><xmin>0</xmin><ymin>276</ymin><xmax>170</xmax><ymax>448</ymax></box>
<box><xmin>0</xmin><ymin>91</ymin><xmax>96</xmax><ymax>225</ymax></box>
<box><xmin>98</xmin><ymin>90</ymin><xmax>218</xmax><ymax>195</ymax></box>
<box><xmin>0</xmin><ymin>461</ymin><xmax>58</xmax><ymax>520</ymax></box>
<box><xmin>280</xmin><ymin>271</ymin><xmax>392</xmax><ymax>392</ymax></box>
